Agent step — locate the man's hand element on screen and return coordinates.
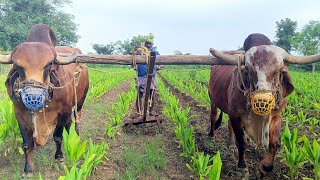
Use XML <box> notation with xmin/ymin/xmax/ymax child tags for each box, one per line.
<box><xmin>156</xmin><ymin>65</ymin><xmax>164</xmax><ymax>70</ymax></box>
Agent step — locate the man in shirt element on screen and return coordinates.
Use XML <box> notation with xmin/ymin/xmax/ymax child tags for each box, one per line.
<box><xmin>135</xmin><ymin>41</ymin><xmax>161</xmax><ymax>116</ymax></box>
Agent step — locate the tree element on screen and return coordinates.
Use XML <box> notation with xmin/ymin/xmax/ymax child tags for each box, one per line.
<box><xmin>119</xmin><ymin>33</ymin><xmax>155</xmax><ymax>55</ymax></box>
<box><xmin>0</xmin><ymin>0</ymin><xmax>79</xmax><ymax>51</ymax></box>
<box><xmin>274</xmin><ymin>18</ymin><xmax>297</xmax><ymax>53</ymax></box>
<box><xmin>292</xmin><ymin>21</ymin><xmax>320</xmax><ymax>72</ymax></box>
<box><xmin>173</xmin><ymin>50</ymin><xmax>191</xmax><ymax>55</ymax></box>
<box><xmin>173</xmin><ymin>50</ymin><xmax>183</xmax><ymax>55</ymax></box>
<box><xmin>92</xmin><ymin>41</ymin><xmax>121</xmax><ymax>54</ymax></box>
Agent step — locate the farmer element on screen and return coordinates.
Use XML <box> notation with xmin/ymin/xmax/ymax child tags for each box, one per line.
<box><xmin>135</xmin><ymin>40</ymin><xmax>162</xmax><ymax>116</ymax></box>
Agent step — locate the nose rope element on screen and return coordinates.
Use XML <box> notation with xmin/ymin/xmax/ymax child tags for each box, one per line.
<box><xmin>236</xmin><ymin>58</ymin><xmax>283</xmax><ymax>115</ymax></box>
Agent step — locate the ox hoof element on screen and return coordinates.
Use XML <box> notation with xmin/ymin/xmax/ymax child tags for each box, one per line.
<box><xmin>22</xmin><ymin>172</ymin><xmax>33</xmax><ymax>179</ymax></box>
<box><xmin>55</xmin><ymin>158</ymin><xmax>65</xmax><ymax>169</ymax></box>
<box><xmin>259</xmin><ymin>162</ymin><xmax>273</xmax><ymax>177</ymax></box>
<box><xmin>235</xmin><ymin>167</ymin><xmax>249</xmax><ymax>178</ymax></box>
<box><xmin>227</xmin><ymin>141</ymin><xmax>236</xmax><ymax>148</ymax></box>
<box><xmin>208</xmin><ymin>131</ymin><xmax>214</xmax><ymax>137</ymax></box>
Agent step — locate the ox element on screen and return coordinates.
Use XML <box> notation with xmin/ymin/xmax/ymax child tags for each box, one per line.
<box><xmin>0</xmin><ymin>23</ymin><xmax>89</xmax><ymax>176</ymax></box>
<box><xmin>208</xmin><ymin>33</ymin><xmax>320</xmax><ymax>176</ymax></box>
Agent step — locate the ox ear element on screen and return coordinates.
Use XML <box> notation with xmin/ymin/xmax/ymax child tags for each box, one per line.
<box><xmin>5</xmin><ymin>68</ymin><xmax>19</xmax><ymax>100</ymax></box>
<box><xmin>281</xmin><ymin>66</ymin><xmax>294</xmax><ymax>98</ymax></box>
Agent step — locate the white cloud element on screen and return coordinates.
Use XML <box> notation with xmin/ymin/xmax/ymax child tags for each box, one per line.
<box><xmin>63</xmin><ymin>0</ymin><xmax>320</xmax><ymax>54</ymax></box>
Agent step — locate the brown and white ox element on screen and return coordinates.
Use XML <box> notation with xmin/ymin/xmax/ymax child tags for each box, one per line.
<box><xmin>208</xmin><ymin>33</ymin><xmax>320</xmax><ymax>176</ymax></box>
<box><xmin>0</xmin><ymin>23</ymin><xmax>89</xmax><ymax>176</ymax></box>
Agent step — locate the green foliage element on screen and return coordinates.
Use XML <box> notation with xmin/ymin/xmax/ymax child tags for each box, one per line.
<box><xmin>209</xmin><ymin>151</ymin><xmax>222</xmax><ymax>180</ymax></box>
<box><xmin>186</xmin><ymin>151</ymin><xmax>222</xmax><ymax>180</ymax></box>
<box><xmin>87</xmin><ymin>67</ymin><xmax>135</xmax><ymax>102</ymax></box>
<box><xmin>293</xmin><ymin>21</ymin><xmax>320</xmax><ymax>56</ymax></box>
<box><xmin>92</xmin><ymin>41</ymin><xmax>121</xmax><ymax>54</ymax></box>
<box><xmin>82</xmin><ymin>139</ymin><xmax>108</xmax><ymax>178</ymax></box>
<box><xmin>120</xmin><ymin>33</ymin><xmax>155</xmax><ymax>55</ymax></box>
<box><xmin>91</xmin><ymin>33</ymin><xmax>155</xmax><ymax>55</ymax></box>
<box><xmin>58</xmin><ymin>165</ymin><xmax>83</xmax><ymax>180</ymax></box>
<box><xmin>160</xmin><ymin>70</ymin><xmax>210</xmax><ymax>108</ymax></box>
<box><xmin>105</xmin><ymin>82</ymin><xmax>136</xmax><ymax>138</ymax></box>
<box><xmin>302</xmin><ymin>137</ymin><xmax>320</xmax><ymax>179</ymax></box>
<box><xmin>186</xmin><ymin>152</ymin><xmax>214</xmax><ymax>180</ymax></box>
<box><xmin>281</xmin><ymin>122</ymin><xmax>306</xmax><ymax>179</ymax></box>
<box><xmin>157</xmin><ymin>77</ymin><xmax>222</xmax><ymax>179</ymax></box>
<box><xmin>62</xmin><ymin>122</ymin><xmax>87</xmax><ymax>166</ymax></box>
<box><xmin>60</xmin><ymin>123</ymin><xmax>108</xmax><ymax>179</ymax></box>
<box><xmin>0</xmin><ymin>99</ymin><xmax>23</xmax><ymax>155</ymax></box>
<box><xmin>274</xmin><ymin>18</ymin><xmax>297</xmax><ymax>52</ymax></box>
<box><xmin>0</xmin><ymin>0</ymin><xmax>79</xmax><ymax>51</ymax></box>
<box><xmin>175</xmin><ymin>125</ymin><xmax>196</xmax><ymax>158</ymax></box>
<box><xmin>292</xmin><ymin>21</ymin><xmax>320</xmax><ymax>72</ymax></box>
<box><xmin>38</xmin><ymin>173</ymin><xmax>43</xmax><ymax>180</ymax></box>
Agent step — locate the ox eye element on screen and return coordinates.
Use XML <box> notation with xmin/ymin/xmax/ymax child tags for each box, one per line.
<box><xmin>16</xmin><ymin>66</ymin><xmax>25</xmax><ymax>78</ymax></box>
<box><xmin>44</xmin><ymin>61</ymin><xmax>53</xmax><ymax>69</ymax></box>
<box><xmin>43</xmin><ymin>62</ymin><xmax>53</xmax><ymax>79</ymax></box>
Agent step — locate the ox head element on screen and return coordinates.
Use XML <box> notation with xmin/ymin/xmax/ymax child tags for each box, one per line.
<box><xmin>1</xmin><ymin>42</ymin><xmax>58</xmax><ymax>112</ymax></box>
<box><xmin>244</xmin><ymin>45</ymin><xmax>290</xmax><ymax>115</ymax></box>
<box><xmin>210</xmin><ymin>42</ymin><xmax>320</xmax><ymax>116</ymax></box>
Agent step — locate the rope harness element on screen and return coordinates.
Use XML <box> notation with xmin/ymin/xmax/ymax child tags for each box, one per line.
<box><xmin>235</xmin><ymin>55</ymin><xmax>283</xmax><ymax>116</ymax></box>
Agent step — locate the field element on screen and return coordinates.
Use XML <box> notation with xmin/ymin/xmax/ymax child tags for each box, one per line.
<box><xmin>0</xmin><ymin>66</ymin><xmax>319</xmax><ymax>180</ymax></box>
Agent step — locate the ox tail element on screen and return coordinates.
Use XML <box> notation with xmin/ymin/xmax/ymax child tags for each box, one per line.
<box><xmin>214</xmin><ymin>111</ymin><xmax>223</xmax><ymax>130</ymax></box>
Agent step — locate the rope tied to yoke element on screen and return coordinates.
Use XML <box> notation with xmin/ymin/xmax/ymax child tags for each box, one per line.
<box><xmin>131</xmin><ymin>45</ymin><xmax>151</xmax><ymax>68</ymax></box>
<box><xmin>234</xmin><ymin>54</ymin><xmax>284</xmax><ymax>112</ymax></box>
<box><xmin>46</xmin><ymin>63</ymin><xmax>83</xmax><ymax>122</ymax></box>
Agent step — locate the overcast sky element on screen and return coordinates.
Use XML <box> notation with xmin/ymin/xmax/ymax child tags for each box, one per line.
<box><xmin>63</xmin><ymin>0</ymin><xmax>320</xmax><ymax>55</ymax></box>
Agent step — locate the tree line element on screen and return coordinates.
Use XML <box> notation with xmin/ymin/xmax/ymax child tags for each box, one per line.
<box><xmin>0</xmin><ymin>0</ymin><xmax>78</xmax><ymax>51</ymax></box>
<box><xmin>274</xmin><ymin>18</ymin><xmax>320</xmax><ymax>72</ymax></box>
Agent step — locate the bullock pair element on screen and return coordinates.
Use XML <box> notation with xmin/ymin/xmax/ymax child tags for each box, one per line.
<box><xmin>208</xmin><ymin>33</ymin><xmax>320</xmax><ymax>176</ymax></box>
<box><xmin>0</xmin><ymin>24</ymin><xmax>89</xmax><ymax>176</ymax></box>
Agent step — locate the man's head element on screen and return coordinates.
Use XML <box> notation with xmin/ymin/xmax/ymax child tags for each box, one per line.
<box><xmin>145</xmin><ymin>41</ymin><xmax>153</xmax><ymax>49</ymax></box>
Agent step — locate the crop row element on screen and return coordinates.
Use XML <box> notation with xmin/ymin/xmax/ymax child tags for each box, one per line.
<box><xmin>157</xmin><ymin>77</ymin><xmax>221</xmax><ymax>180</ymax></box>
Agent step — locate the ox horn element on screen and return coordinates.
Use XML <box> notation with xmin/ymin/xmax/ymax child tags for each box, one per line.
<box><xmin>55</xmin><ymin>52</ymin><xmax>78</xmax><ymax>65</ymax></box>
<box><xmin>0</xmin><ymin>54</ymin><xmax>12</xmax><ymax>64</ymax></box>
<box><xmin>285</xmin><ymin>53</ymin><xmax>320</xmax><ymax>64</ymax></box>
<box><xmin>209</xmin><ymin>48</ymin><xmax>244</xmax><ymax>65</ymax></box>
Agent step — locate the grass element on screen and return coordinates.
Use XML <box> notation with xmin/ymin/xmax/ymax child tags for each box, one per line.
<box><xmin>121</xmin><ymin>134</ymin><xmax>168</xmax><ymax>180</ymax></box>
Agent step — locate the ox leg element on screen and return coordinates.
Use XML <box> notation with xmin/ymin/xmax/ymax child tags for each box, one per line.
<box><xmin>18</xmin><ymin>122</ymin><xmax>34</xmax><ymax>176</ymax></box>
<box><xmin>259</xmin><ymin>114</ymin><xmax>281</xmax><ymax>176</ymax></box>
<box><xmin>227</xmin><ymin>120</ymin><xmax>235</xmax><ymax>146</ymax></box>
<box><xmin>53</xmin><ymin>113</ymin><xmax>70</xmax><ymax>161</ymax></box>
<box><xmin>230</xmin><ymin>117</ymin><xmax>248</xmax><ymax>171</ymax></box>
<box><xmin>208</xmin><ymin>103</ymin><xmax>218</xmax><ymax>137</ymax></box>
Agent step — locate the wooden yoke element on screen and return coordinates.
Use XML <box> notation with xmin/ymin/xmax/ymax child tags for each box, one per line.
<box><xmin>142</xmin><ymin>51</ymin><xmax>156</xmax><ymax>121</ymax></box>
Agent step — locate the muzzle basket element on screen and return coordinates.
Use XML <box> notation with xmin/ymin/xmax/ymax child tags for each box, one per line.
<box><xmin>21</xmin><ymin>85</ymin><xmax>47</xmax><ymax>111</ymax></box>
<box><xmin>250</xmin><ymin>91</ymin><xmax>275</xmax><ymax>116</ymax></box>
